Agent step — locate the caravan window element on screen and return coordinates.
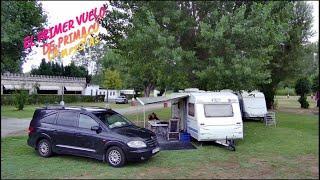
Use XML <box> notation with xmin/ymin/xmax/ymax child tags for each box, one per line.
<box><xmin>204</xmin><ymin>104</ymin><xmax>233</xmax><ymax>117</ymax></box>
<box><xmin>188</xmin><ymin>103</ymin><xmax>195</xmax><ymax>117</ymax></box>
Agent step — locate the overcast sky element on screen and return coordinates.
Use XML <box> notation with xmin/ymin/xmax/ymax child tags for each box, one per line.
<box><xmin>22</xmin><ymin>1</ymin><xmax>319</xmax><ymax>73</ymax></box>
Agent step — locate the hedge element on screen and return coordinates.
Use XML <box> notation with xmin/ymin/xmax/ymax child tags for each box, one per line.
<box><xmin>1</xmin><ymin>94</ymin><xmax>105</xmax><ymax>106</ymax></box>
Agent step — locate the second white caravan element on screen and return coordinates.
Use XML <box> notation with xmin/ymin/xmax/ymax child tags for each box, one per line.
<box><xmin>240</xmin><ymin>91</ymin><xmax>267</xmax><ymax>120</ymax></box>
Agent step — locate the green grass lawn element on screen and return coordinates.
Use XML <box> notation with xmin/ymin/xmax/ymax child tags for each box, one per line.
<box><xmin>1</xmin><ymin>102</ymin><xmax>130</xmax><ymax>119</ymax></box>
<box><xmin>1</xmin><ymin>109</ymin><xmax>318</xmax><ymax>179</ymax></box>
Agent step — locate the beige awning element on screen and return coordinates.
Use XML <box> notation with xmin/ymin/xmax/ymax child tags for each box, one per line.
<box><xmin>3</xmin><ymin>84</ymin><xmax>22</xmax><ymax>90</ymax></box>
<box><xmin>136</xmin><ymin>93</ymin><xmax>189</xmax><ymax>105</ymax></box>
<box><xmin>65</xmin><ymin>86</ymin><xmax>83</xmax><ymax>91</ymax></box>
<box><xmin>39</xmin><ymin>85</ymin><xmax>60</xmax><ymax>90</ymax></box>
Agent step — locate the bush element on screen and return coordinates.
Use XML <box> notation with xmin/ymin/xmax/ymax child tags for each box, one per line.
<box><xmin>298</xmin><ymin>96</ymin><xmax>309</xmax><ymax>108</ymax></box>
<box><xmin>1</xmin><ymin>94</ymin><xmax>101</xmax><ymax>106</ymax></box>
<box><xmin>295</xmin><ymin>78</ymin><xmax>311</xmax><ymax>96</ymax></box>
<box><xmin>13</xmin><ymin>91</ymin><xmax>28</xmax><ymax>110</ymax></box>
<box><xmin>295</xmin><ymin>77</ymin><xmax>311</xmax><ymax>109</ymax></box>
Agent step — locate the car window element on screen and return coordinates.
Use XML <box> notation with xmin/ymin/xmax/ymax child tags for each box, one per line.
<box><xmin>40</xmin><ymin>113</ymin><xmax>57</xmax><ymax>124</ymax></box>
<box><xmin>93</xmin><ymin>111</ymin><xmax>133</xmax><ymax>129</ymax></box>
<box><xmin>79</xmin><ymin>114</ymin><xmax>99</xmax><ymax>129</ymax></box>
<box><xmin>57</xmin><ymin>111</ymin><xmax>78</xmax><ymax>127</ymax></box>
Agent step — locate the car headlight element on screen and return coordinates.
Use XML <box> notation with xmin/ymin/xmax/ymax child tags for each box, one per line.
<box><xmin>127</xmin><ymin>141</ymin><xmax>147</xmax><ymax>148</ymax></box>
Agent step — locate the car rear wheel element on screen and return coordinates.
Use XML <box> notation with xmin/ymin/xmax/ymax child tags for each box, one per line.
<box><xmin>106</xmin><ymin>146</ymin><xmax>126</xmax><ymax>167</ymax></box>
<box><xmin>37</xmin><ymin>139</ymin><xmax>52</xmax><ymax>157</ymax></box>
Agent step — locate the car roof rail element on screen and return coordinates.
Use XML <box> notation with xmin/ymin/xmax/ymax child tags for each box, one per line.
<box><xmin>44</xmin><ymin>104</ymin><xmax>65</xmax><ymax>110</ymax></box>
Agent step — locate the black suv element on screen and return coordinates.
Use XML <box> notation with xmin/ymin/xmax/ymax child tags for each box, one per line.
<box><xmin>27</xmin><ymin>106</ymin><xmax>160</xmax><ymax>167</ymax></box>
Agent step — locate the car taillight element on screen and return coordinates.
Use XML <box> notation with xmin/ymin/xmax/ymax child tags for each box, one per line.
<box><xmin>28</xmin><ymin>126</ymin><xmax>34</xmax><ymax>135</ymax></box>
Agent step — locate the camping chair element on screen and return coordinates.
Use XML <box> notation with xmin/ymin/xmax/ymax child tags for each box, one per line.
<box><xmin>264</xmin><ymin>111</ymin><xmax>276</xmax><ymax>127</ymax></box>
<box><xmin>167</xmin><ymin>118</ymin><xmax>180</xmax><ymax>141</ymax></box>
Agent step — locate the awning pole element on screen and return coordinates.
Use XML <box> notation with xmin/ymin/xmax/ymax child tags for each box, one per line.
<box><xmin>143</xmin><ymin>105</ymin><xmax>146</xmax><ymax>128</ymax></box>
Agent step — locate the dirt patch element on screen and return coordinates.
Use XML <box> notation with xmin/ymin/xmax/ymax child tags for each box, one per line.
<box><xmin>135</xmin><ymin>167</ymin><xmax>174</xmax><ymax>179</ymax></box>
<box><xmin>190</xmin><ymin>158</ymin><xmax>275</xmax><ymax>179</ymax></box>
<box><xmin>297</xmin><ymin>154</ymin><xmax>319</xmax><ymax>178</ymax></box>
<box><xmin>277</xmin><ymin>107</ymin><xmax>319</xmax><ymax>116</ymax></box>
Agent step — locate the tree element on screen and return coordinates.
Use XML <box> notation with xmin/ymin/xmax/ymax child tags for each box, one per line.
<box><xmin>103</xmin><ymin>69</ymin><xmax>122</xmax><ymax>89</ymax></box>
<box><xmin>30</xmin><ymin>60</ymin><xmax>92</xmax><ymax>83</ymax></box>
<box><xmin>13</xmin><ymin>90</ymin><xmax>28</xmax><ymax>110</ymax></box>
<box><xmin>311</xmin><ymin>74</ymin><xmax>319</xmax><ymax>93</ymax></box>
<box><xmin>99</xmin><ymin>1</ymin><xmax>314</xmax><ymax>100</ymax></box>
<box><xmin>260</xmin><ymin>2</ymin><xmax>314</xmax><ymax>109</ymax></box>
<box><xmin>1</xmin><ymin>1</ymin><xmax>47</xmax><ymax>73</ymax></box>
<box><xmin>295</xmin><ymin>77</ymin><xmax>311</xmax><ymax>108</ymax></box>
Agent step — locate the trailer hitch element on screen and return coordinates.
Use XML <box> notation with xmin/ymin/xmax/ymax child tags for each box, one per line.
<box><xmin>214</xmin><ymin>137</ymin><xmax>236</xmax><ymax>151</ymax></box>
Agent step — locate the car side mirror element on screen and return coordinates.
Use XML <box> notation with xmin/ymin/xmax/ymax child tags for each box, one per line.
<box><xmin>91</xmin><ymin>125</ymin><xmax>102</xmax><ymax>133</ymax></box>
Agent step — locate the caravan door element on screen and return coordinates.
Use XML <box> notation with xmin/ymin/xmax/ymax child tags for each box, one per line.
<box><xmin>186</xmin><ymin>102</ymin><xmax>199</xmax><ymax>140</ymax></box>
<box><xmin>197</xmin><ymin>103</ymin><xmax>243</xmax><ymax>141</ymax></box>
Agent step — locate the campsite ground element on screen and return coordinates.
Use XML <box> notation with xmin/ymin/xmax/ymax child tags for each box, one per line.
<box><xmin>1</xmin><ymin>96</ymin><xmax>319</xmax><ymax>179</ymax></box>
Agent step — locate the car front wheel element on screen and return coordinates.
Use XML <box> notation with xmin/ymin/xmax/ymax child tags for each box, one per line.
<box><xmin>106</xmin><ymin>146</ymin><xmax>126</xmax><ymax>167</ymax></box>
<box><xmin>37</xmin><ymin>139</ymin><xmax>52</xmax><ymax>157</ymax></box>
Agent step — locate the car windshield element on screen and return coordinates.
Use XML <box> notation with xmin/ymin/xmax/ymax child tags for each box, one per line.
<box><xmin>93</xmin><ymin>111</ymin><xmax>133</xmax><ymax>129</ymax></box>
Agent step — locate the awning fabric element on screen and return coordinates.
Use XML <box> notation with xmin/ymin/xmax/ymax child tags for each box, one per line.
<box><xmin>64</xmin><ymin>86</ymin><xmax>83</xmax><ymax>91</ymax></box>
<box><xmin>3</xmin><ymin>84</ymin><xmax>22</xmax><ymax>90</ymax></box>
<box><xmin>39</xmin><ymin>85</ymin><xmax>60</xmax><ymax>90</ymax></box>
<box><xmin>136</xmin><ymin>93</ymin><xmax>189</xmax><ymax>105</ymax></box>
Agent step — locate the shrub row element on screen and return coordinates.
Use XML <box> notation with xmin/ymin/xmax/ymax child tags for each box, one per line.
<box><xmin>1</xmin><ymin>94</ymin><xmax>105</xmax><ymax>106</ymax></box>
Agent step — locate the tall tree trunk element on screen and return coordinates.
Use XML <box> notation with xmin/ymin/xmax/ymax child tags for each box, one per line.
<box><xmin>260</xmin><ymin>83</ymin><xmax>277</xmax><ymax>110</ymax></box>
<box><xmin>144</xmin><ymin>83</ymin><xmax>155</xmax><ymax>97</ymax></box>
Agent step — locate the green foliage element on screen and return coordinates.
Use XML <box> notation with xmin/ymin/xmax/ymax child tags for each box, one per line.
<box><xmin>100</xmin><ymin>1</ymin><xmax>314</xmax><ymax>99</ymax></box>
<box><xmin>295</xmin><ymin>77</ymin><xmax>311</xmax><ymax>96</ymax></box>
<box><xmin>1</xmin><ymin>95</ymin><xmax>101</xmax><ymax>106</ymax></box>
<box><xmin>276</xmin><ymin>87</ymin><xmax>296</xmax><ymax>96</ymax></box>
<box><xmin>1</xmin><ymin>1</ymin><xmax>47</xmax><ymax>73</ymax></box>
<box><xmin>295</xmin><ymin>77</ymin><xmax>311</xmax><ymax>109</ymax></box>
<box><xmin>260</xmin><ymin>2</ymin><xmax>314</xmax><ymax>108</ymax></box>
<box><xmin>30</xmin><ymin>60</ymin><xmax>91</xmax><ymax>83</ymax></box>
<box><xmin>103</xmin><ymin>69</ymin><xmax>122</xmax><ymax>89</ymax></box>
<box><xmin>311</xmin><ymin>74</ymin><xmax>319</xmax><ymax>93</ymax></box>
<box><xmin>91</xmin><ymin>73</ymin><xmax>104</xmax><ymax>87</ymax></box>
<box><xmin>13</xmin><ymin>90</ymin><xmax>28</xmax><ymax>110</ymax></box>
<box><xmin>298</xmin><ymin>96</ymin><xmax>309</xmax><ymax>109</ymax></box>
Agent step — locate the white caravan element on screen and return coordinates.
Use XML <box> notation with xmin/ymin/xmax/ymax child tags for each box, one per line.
<box><xmin>136</xmin><ymin>91</ymin><xmax>243</xmax><ymax>150</ymax></box>
<box><xmin>185</xmin><ymin>92</ymin><xmax>243</xmax><ymax>143</ymax></box>
<box><xmin>240</xmin><ymin>91</ymin><xmax>267</xmax><ymax>120</ymax></box>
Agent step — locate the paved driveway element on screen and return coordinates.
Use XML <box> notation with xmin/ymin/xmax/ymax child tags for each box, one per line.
<box><xmin>1</xmin><ymin>103</ymin><xmax>167</xmax><ymax>137</ymax></box>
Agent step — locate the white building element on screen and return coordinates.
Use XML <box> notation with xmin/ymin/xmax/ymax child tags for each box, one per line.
<box><xmin>84</xmin><ymin>85</ymin><xmax>135</xmax><ymax>100</ymax></box>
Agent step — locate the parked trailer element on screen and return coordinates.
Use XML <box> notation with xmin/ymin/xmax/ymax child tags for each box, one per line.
<box><xmin>185</xmin><ymin>92</ymin><xmax>243</xmax><ymax>150</ymax></box>
<box><xmin>239</xmin><ymin>91</ymin><xmax>267</xmax><ymax>120</ymax></box>
<box><xmin>137</xmin><ymin>91</ymin><xmax>244</xmax><ymax>151</ymax></box>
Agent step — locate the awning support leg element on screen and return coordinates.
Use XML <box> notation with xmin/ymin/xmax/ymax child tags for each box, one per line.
<box><xmin>143</xmin><ymin>105</ymin><xmax>146</xmax><ymax>128</ymax></box>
